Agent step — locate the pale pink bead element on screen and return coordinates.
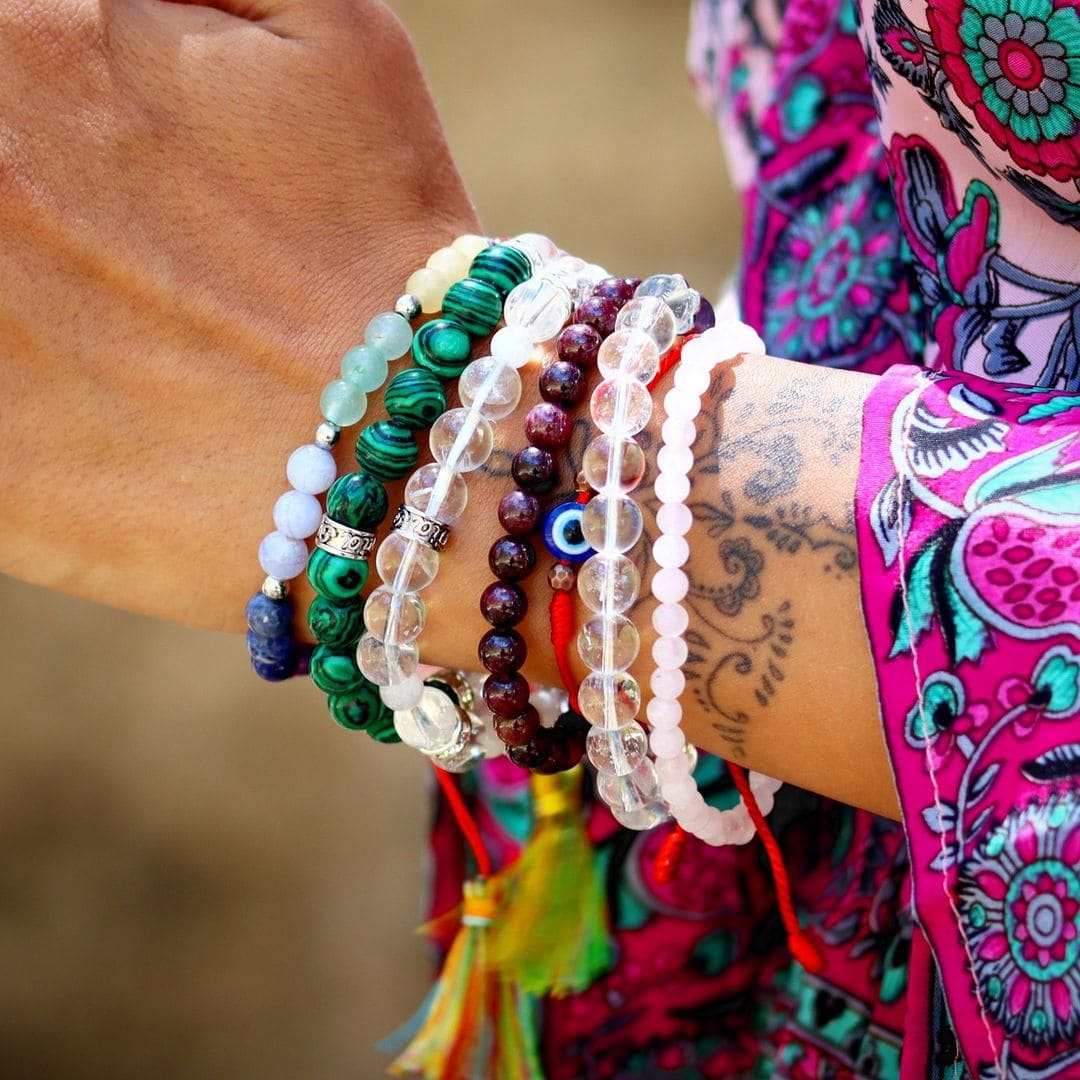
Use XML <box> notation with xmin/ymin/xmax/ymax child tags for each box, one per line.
<box><xmin>753</xmin><ymin>773</ymin><xmax>784</xmax><ymax>800</ymax></box>
<box><xmin>656</xmin><ymin>444</ymin><xmax>693</xmax><ymax>475</ymax></box>
<box><xmin>656</xmin><ymin>502</ymin><xmax>693</xmax><ymax>536</ymax></box>
<box><xmin>681</xmin><ymin>798</ymin><xmax>711</xmax><ymax>829</ymax></box>
<box><xmin>752</xmin><ymin>788</ymin><xmax>776</xmax><ymax>817</ymax></box>
<box><xmin>653</xmin><ymin>535</ymin><xmax>689</xmax><ymax>569</ymax></box>
<box><xmin>698</xmin><ymin>813</ymin><xmax>735</xmax><ymax>847</ymax></box>
<box><xmin>646</xmin><ymin>700</ymin><xmax>681</xmax><ymax>729</ymax></box>
<box><xmin>668</xmin><ymin>785</ymin><xmax>704</xmax><ymax>815</ymax></box>
<box><xmin>651</xmin><ymin>567</ymin><xmax>689</xmax><ymax>604</ymax></box>
<box><xmin>673</xmin><ymin>363</ymin><xmax>711</xmax><ymax>396</ymax></box>
<box><xmin>728</xmin><ymin>815</ymin><xmax>758</xmax><ymax>846</ymax></box>
<box><xmin>651</xmin><ymin>667</ymin><xmax>686</xmax><ymax>699</ymax></box>
<box><xmin>649</xmin><ymin>726</ymin><xmax>685</xmax><ymax>758</ymax></box>
<box><xmin>652</xmin><ymin>602</ymin><xmax>689</xmax><ymax>637</ymax></box>
<box><xmin>661</xmin><ymin>775</ymin><xmax>697</xmax><ymax>805</ymax></box>
<box><xmin>655</xmin><ymin>753</ymin><xmax>691</xmax><ymax>782</ymax></box>
<box><xmin>654</xmin><ymin>471</ymin><xmax>691</xmax><ymax>504</ymax></box>
<box><xmin>660</xmin><ymin>416</ymin><xmax>696</xmax><ymax>447</ymax></box>
<box><xmin>651</xmin><ymin>634</ymin><xmax>688</xmax><ymax>670</ymax></box>
<box><xmin>663</xmin><ymin>387</ymin><xmax>700</xmax><ymax>421</ymax></box>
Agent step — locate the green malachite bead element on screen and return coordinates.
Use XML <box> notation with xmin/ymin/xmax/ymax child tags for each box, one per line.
<box><xmin>384</xmin><ymin>367</ymin><xmax>447</xmax><ymax>430</ymax></box>
<box><xmin>328</xmin><ymin>683</ymin><xmax>391</xmax><ymax>732</ymax></box>
<box><xmin>307</xmin><ymin>547</ymin><xmax>369</xmax><ymax>604</ymax></box>
<box><xmin>469</xmin><ymin>243</ymin><xmax>532</xmax><ymax>299</ymax></box>
<box><xmin>412</xmin><ymin>319</ymin><xmax>472</xmax><ymax>379</ymax></box>
<box><xmin>308</xmin><ymin>596</ymin><xmax>365</xmax><ymax>648</ymax></box>
<box><xmin>365</xmin><ymin>709</ymin><xmax>400</xmax><ymax>743</ymax></box>
<box><xmin>325</xmin><ymin>471</ymin><xmax>389</xmax><ymax>529</ymax></box>
<box><xmin>353</xmin><ymin>419</ymin><xmax>418</xmax><ymax>481</ymax></box>
<box><xmin>309</xmin><ymin>646</ymin><xmax>367</xmax><ymax>695</ymax></box>
<box><xmin>441</xmin><ymin>278</ymin><xmax>503</xmax><ymax>337</ymax></box>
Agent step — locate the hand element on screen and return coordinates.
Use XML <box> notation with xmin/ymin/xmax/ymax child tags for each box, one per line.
<box><xmin>0</xmin><ymin>0</ymin><xmax>479</xmax><ymax>625</ymax></box>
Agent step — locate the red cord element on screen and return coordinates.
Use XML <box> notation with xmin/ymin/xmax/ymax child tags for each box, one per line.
<box><xmin>549</xmin><ymin>589</ymin><xmax>580</xmax><ymax>713</ymax></box>
<box><xmin>647</xmin><ymin>332</ymin><xmax>695</xmax><ymax>391</ymax></box>
<box><xmin>728</xmin><ymin>762</ymin><xmax>825</xmax><ymax>973</ymax></box>
<box><xmin>433</xmin><ymin>765</ymin><xmax>492</xmax><ymax>879</ymax></box>
<box><xmin>653</xmin><ymin>825</ymin><xmax>689</xmax><ymax>885</ymax></box>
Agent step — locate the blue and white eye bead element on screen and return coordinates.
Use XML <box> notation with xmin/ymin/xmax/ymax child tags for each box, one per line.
<box><xmin>542</xmin><ymin>500</ymin><xmax>594</xmax><ymax>564</ymax></box>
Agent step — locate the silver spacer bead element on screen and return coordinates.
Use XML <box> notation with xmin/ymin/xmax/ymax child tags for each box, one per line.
<box><xmin>315</xmin><ymin>515</ymin><xmax>376</xmax><ymax>560</ymax></box>
<box><xmin>427</xmin><ymin>668</ymin><xmax>476</xmax><ymax>713</ymax></box>
<box><xmin>394</xmin><ymin>293</ymin><xmax>423</xmax><ymax>322</ymax></box>
<box><xmin>314</xmin><ymin>421</ymin><xmax>340</xmax><ymax>450</ymax></box>
<box><xmin>261</xmin><ymin>576</ymin><xmax>289</xmax><ymax>601</ymax></box>
<box><xmin>392</xmin><ymin>504</ymin><xmax>450</xmax><ymax>552</ymax></box>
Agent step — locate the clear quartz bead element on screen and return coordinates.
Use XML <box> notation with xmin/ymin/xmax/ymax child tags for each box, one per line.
<box><xmin>490</xmin><ymin>326</ymin><xmax>533</xmax><ymax>369</ymax></box>
<box><xmin>393</xmin><ymin>684</ymin><xmax>463</xmax><ymax>754</ymax></box>
<box><xmin>380</xmin><ymin>673</ymin><xmax>425</xmax><ymax>711</ymax></box>
<box><xmin>356</xmin><ymin>633</ymin><xmax>419</xmax><ymax>685</ymax></box>
<box><xmin>586</xmin><ymin>721</ymin><xmax>649</xmax><ymax>775</ymax></box>
<box><xmin>429</xmin><ymin>408</ymin><xmax>494</xmax><ymax>473</ymax></box>
<box><xmin>404</xmin><ymin>463</ymin><xmax>468</xmax><ymax>524</ymax></box>
<box><xmin>376</xmin><ymin>532</ymin><xmax>440</xmax><ymax>591</ymax></box>
<box><xmin>577</xmin><ymin>615</ymin><xmax>640</xmax><ymax>672</ymax></box>
<box><xmin>458</xmin><ymin>357</ymin><xmax>522</xmax><ymax>420</ymax></box>
<box><xmin>578</xmin><ymin>672</ymin><xmax>641</xmax><ymax>726</ymax></box>
<box><xmin>597</xmin><ymin>329</ymin><xmax>660</xmax><ymax>383</ymax></box>
<box><xmin>508</xmin><ymin>233</ymin><xmax>559</xmax><ymax>272</ymax></box>
<box><xmin>616</xmin><ymin>296</ymin><xmax>678</xmax><ymax>354</ymax></box>
<box><xmin>590</xmin><ymin>376</ymin><xmax>653</xmax><ymax>436</ymax></box>
<box><xmin>635</xmin><ymin>274</ymin><xmax>701</xmax><ymax>334</ymax></box>
<box><xmin>603</xmin><ymin>760</ymin><xmax>670</xmax><ymax>829</ymax></box>
<box><xmin>577</xmin><ymin>554</ymin><xmax>640</xmax><ymax>614</ymax></box>
<box><xmin>433</xmin><ymin>730</ymin><xmax>486</xmax><ymax>773</ymax></box>
<box><xmin>581</xmin><ymin>435</ymin><xmax>647</xmax><ymax>493</ymax></box>
<box><xmin>363</xmin><ymin>585</ymin><xmax>425</xmax><ymax>644</ymax></box>
<box><xmin>503</xmin><ymin>278</ymin><xmax>573</xmax><ymax>343</ymax></box>
<box><xmin>581</xmin><ymin>494</ymin><xmax>643</xmax><ymax>554</ymax></box>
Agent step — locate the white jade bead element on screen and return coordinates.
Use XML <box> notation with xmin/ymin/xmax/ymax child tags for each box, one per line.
<box><xmin>258</xmin><ymin>530</ymin><xmax>308</xmax><ymax>580</ymax></box>
<box><xmin>286</xmin><ymin>444</ymin><xmax>337</xmax><ymax>495</ymax></box>
<box><xmin>273</xmin><ymin>490</ymin><xmax>323</xmax><ymax>539</ymax></box>
<box><xmin>380</xmin><ymin>673</ymin><xmax>425</xmax><ymax>712</ymax></box>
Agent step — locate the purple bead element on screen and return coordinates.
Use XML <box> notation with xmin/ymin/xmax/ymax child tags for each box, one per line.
<box><xmin>488</xmin><ymin>536</ymin><xmax>537</xmax><ymax>582</ymax></box>
<box><xmin>507</xmin><ymin>728</ymin><xmax>552</xmax><ymax>770</ymax></box>
<box><xmin>622</xmin><ymin>277</ymin><xmax>642</xmax><ymax>292</ymax></box>
<box><xmin>574</xmin><ymin>296</ymin><xmax>620</xmax><ymax>337</ymax></box>
<box><xmin>494</xmin><ymin>705</ymin><xmax>541</xmax><ymax>747</ymax></box>
<box><xmin>480</xmin><ymin>581</ymin><xmax>528</xmax><ymax>627</ymax></box>
<box><xmin>693</xmin><ymin>295</ymin><xmax>716</xmax><ymax>333</ymax></box>
<box><xmin>498</xmin><ymin>490</ymin><xmax>542</xmax><ymax>536</ymax></box>
<box><xmin>478</xmin><ymin>628</ymin><xmax>527</xmax><ymax>674</ymax></box>
<box><xmin>591</xmin><ymin>277</ymin><xmax>636</xmax><ymax>304</ymax></box>
<box><xmin>555</xmin><ymin>323</ymin><xmax>602</xmax><ymax>368</ymax></box>
<box><xmin>524</xmin><ymin>402</ymin><xmax>572</xmax><ymax>450</ymax></box>
<box><xmin>538</xmin><ymin>360</ymin><xmax>586</xmax><ymax>407</ymax></box>
<box><xmin>511</xmin><ymin>446</ymin><xmax>557</xmax><ymax>494</ymax></box>
<box><xmin>483</xmin><ymin>672</ymin><xmax>531</xmax><ymax>717</ymax></box>
<box><xmin>246</xmin><ymin>592</ymin><xmax>293</xmax><ymax>637</ymax></box>
<box><xmin>293</xmin><ymin>642</ymin><xmax>314</xmax><ymax>677</ymax></box>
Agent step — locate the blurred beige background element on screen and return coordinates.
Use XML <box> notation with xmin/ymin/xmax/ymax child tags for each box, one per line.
<box><xmin>0</xmin><ymin>3</ymin><xmax>738</xmax><ymax>1076</ymax></box>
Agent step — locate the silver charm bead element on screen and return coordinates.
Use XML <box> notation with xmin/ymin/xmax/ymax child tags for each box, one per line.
<box><xmin>314</xmin><ymin>421</ymin><xmax>340</xmax><ymax>450</ymax></box>
<box><xmin>261</xmin><ymin>576</ymin><xmax>289</xmax><ymax>601</ymax></box>
<box><xmin>315</xmin><ymin>515</ymin><xmax>376</xmax><ymax>560</ymax></box>
<box><xmin>394</xmin><ymin>293</ymin><xmax>423</xmax><ymax>322</ymax></box>
<box><xmin>427</xmin><ymin>669</ymin><xmax>476</xmax><ymax>713</ymax></box>
<box><xmin>393</xmin><ymin>504</ymin><xmax>450</xmax><ymax>552</ymax></box>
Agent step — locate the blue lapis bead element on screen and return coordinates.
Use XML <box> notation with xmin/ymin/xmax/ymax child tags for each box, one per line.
<box><xmin>247</xmin><ymin>630</ymin><xmax>294</xmax><ymax>664</ymax></box>
<box><xmin>245</xmin><ymin>592</ymin><xmax>294</xmax><ymax>637</ymax></box>
<box><xmin>250</xmin><ymin>654</ymin><xmax>296</xmax><ymax>682</ymax></box>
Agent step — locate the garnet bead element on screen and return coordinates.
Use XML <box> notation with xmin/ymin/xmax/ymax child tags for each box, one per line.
<box><xmin>479</xmin><ymin>581</ymin><xmax>528</xmax><ymax>627</ymax></box>
<box><xmin>498</xmin><ymin>490</ymin><xmax>542</xmax><ymax>536</ymax></box>
<box><xmin>511</xmin><ymin>446</ymin><xmax>557</xmax><ymax>494</ymax></box>
<box><xmin>524</xmin><ymin>402</ymin><xmax>572</xmax><ymax>450</ymax></box>
<box><xmin>507</xmin><ymin>729</ymin><xmax>552</xmax><ymax>769</ymax></box>
<box><xmin>574</xmin><ymin>296</ymin><xmax>620</xmax><ymax>337</ymax></box>
<box><xmin>493</xmin><ymin>705</ymin><xmax>541</xmax><ymax>747</ymax></box>
<box><xmin>591</xmin><ymin>277</ymin><xmax>636</xmax><ymax>304</ymax></box>
<box><xmin>489</xmin><ymin>536</ymin><xmax>537</xmax><ymax>581</ymax></box>
<box><xmin>539</xmin><ymin>360</ymin><xmax>587</xmax><ymax>407</ymax></box>
<box><xmin>555</xmin><ymin>323</ymin><xmax>602</xmax><ymax>368</ymax></box>
<box><xmin>478</xmin><ymin>628</ymin><xmax>527</xmax><ymax>674</ymax></box>
<box><xmin>483</xmin><ymin>672</ymin><xmax>531</xmax><ymax>717</ymax></box>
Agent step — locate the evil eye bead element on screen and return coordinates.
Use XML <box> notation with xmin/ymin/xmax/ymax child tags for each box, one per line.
<box><xmin>542</xmin><ymin>500</ymin><xmax>594</xmax><ymax>564</ymax></box>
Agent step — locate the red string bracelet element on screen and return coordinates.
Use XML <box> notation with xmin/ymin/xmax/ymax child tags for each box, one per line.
<box><xmin>433</xmin><ymin>764</ymin><xmax>492</xmax><ymax>880</ymax></box>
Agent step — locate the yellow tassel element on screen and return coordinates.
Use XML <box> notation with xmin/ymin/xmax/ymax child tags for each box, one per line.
<box><xmin>489</xmin><ymin>767</ymin><xmax>612</xmax><ymax>997</ymax></box>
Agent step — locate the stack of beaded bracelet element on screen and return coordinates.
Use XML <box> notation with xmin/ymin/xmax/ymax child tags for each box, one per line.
<box><xmin>647</xmin><ymin>322</ymin><xmax>784</xmax><ymax>843</ymax></box>
<box><xmin>480</xmin><ymin>276</ymin><xmax>643</xmax><ymax>772</ymax></box>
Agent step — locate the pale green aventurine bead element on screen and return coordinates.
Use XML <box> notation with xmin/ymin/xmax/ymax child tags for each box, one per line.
<box><xmin>320</xmin><ymin>379</ymin><xmax>368</xmax><ymax>426</ymax></box>
<box><xmin>365</xmin><ymin>312</ymin><xmax>414</xmax><ymax>360</ymax></box>
<box><xmin>341</xmin><ymin>344</ymin><xmax>389</xmax><ymax>392</ymax></box>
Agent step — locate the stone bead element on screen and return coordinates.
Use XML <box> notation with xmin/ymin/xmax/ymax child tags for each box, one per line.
<box><xmin>587</xmin><ymin>722</ymin><xmax>649</xmax><ymax>776</ymax></box>
<box><xmin>489</xmin><ymin>536</ymin><xmax>536</xmax><ymax>582</ymax></box>
<box><xmin>556</xmin><ymin>323</ymin><xmax>602</xmax><ymax>367</ymax></box>
<box><xmin>497</xmin><ymin>490</ymin><xmax>542</xmax><ymax>536</ymax></box>
<box><xmin>441</xmin><ymin>277</ymin><xmax>503</xmax><ymax>337</ymax></box>
<box><xmin>577</xmin><ymin>554</ymin><xmax>640</xmax><ymax>614</ymax></box>
<box><xmin>482</xmin><ymin>673</ymin><xmax>531</xmax><ymax>717</ymax></box>
<box><xmin>246</xmin><ymin>629</ymin><xmax>293</xmax><ymax>664</ymax></box>
<box><xmin>597</xmin><ymin>329</ymin><xmax>660</xmax><ymax>383</ymax></box>
<box><xmin>426</xmin><ymin>245</ymin><xmax>472</xmax><ymax>283</ymax></box>
<box><xmin>524</xmin><ymin>402</ymin><xmax>572</xmax><ymax>450</ymax></box>
<box><xmin>357</xmin><ymin>634</ymin><xmax>420</xmax><ymax>686</ymax></box>
<box><xmin>325</xmin><ymin>471</ymin><xmax>389</xmax><ymax>530</ymax></box>
<box><xmin>548</xmin><ymin>563</ymin><xmax>576</xmax><ymax>591</ymax></box>
<box><xmin>384</xmin><ymin>367</ymin><xmax>447</xmax><ymax>430</ymax></box>
<box><xmin>273</xmin><ymin>490</ymin><xmax>323</xmax><ymax>540</ymax></box>
<box><xmin>364</xmin><ymin>709</ymin><xmax>401</xmax><ymax>743</ymax></box>
<box><xmin>480</xmin><ymin>581</ymin><xmax>527</xmax><ymax>627</ymax></box>
<box><xmin>657</xmin><ymin>502</ymin><xmax>693</xmax><ymax>536</ymax></box>
<box><xmin>405</xmin><ymin>266</ymin><xmax>450</xmax><ymax>314</ymax></box>
<box><xmin>404</xmin><ymin>463</ymin><xmax>468</xmax><ymax>524</ymax></box>
<box><xmin>616</xmin><ymin>296</ymin><xmax>677</xmax><ymax>353</ymax></box>
<box><xmin>657</xmin><ymin>444</ymin><xmax>695</xmax><ymax>475</ymax></box>
<box><xmin>394</xmin><ymin>684</ymin><xmax>463</xmax><ymax>754</ymax></box>
<box><xmin>654</xmin><ymin>471</ymin><xmax>692</xmax><ymax>504</ymax></box>
<box><xmin>259</xmin><ymin>530</ymin><xmax>308</xmax><ymax>579</ymax></box>
<box><xmin>635</xmin><ymin>273</ymin><xmax>700</xmax><ymax>334</ymax></box>
<box><xmin>478</xmin><ymin>628</ymin><xmax>526</xmax><ymax>674</ymax></box>
<box><xmin>577</xmin><ymin>614</ymin><xmax>640</xmax><ymax>672</ymax></box>
<box><xmin>493</xmin><ymin>704</ymin><xmax>540</xmax><ymax>746</ymax></box>
<box><xmin>328</xmin><ymin>682</ymin><xmax>391</xmax><ymax>732</ymax></box>
<box><xmin>365</xmin><ymin>311</ymin><xmax>418</xmax><ymax>359</ymax></box>
<box><xmin>574</xmin><ymin>295</ymin><xmax>620</xmax><ymax>337</ymax></box>
<box><xmin>341</xmin><ymin>344</ymin><xmax>390</xmax><ymax>393</ymax></box>
<box><xmin>592</xmin><ymin>277</ymin><xmax>636</xmax><ymax>304</ymax></box>
<box><xmin>590</xmin><ymin>376</ymin><xmax>653</xmax><ymax>436</ymax></box>
<box><xmin>508</xmin><ymin>232</ymin><xmax>559</xmax><ymax>269</ymax></box>
<box><xmin>469</xmin><ymin>242</ymin><xmax>533</xmax><ymax>298</ymax></box>
<box><xmin>354</xmin><ymin>420</ymin><xmax>418</xmax><ymax>481</ymax></box>
<box><xmin>363</xmin><ymin>584</ymin><xmax>425</xmax><ymax>645</ymax></box>
<box><xmin>507</xmin><ymin>730</ymin><xmax>553</xmax><ymax>770</ymax></box>
<box><xmin>651</xmin><ymin>567</ymin><xmax>689</xmax><ymax>604</ymax></box>
<box><xmin>381</xmin><ymin>673</ymin><xmax>425</xmax><ymax>712</ymax></box>
<box><xmin>653</xmin><ymin>602</ymin><xmax>690</xmax><ymax>637</ymax></box>
<box><xmin>458</xmin><ymin>357</ymin><xmax>523</xmax><ymax>420</ymax></box>
<box><xmin>309</xmin><ymin>646</ymin><xmax>367</xmax><ymax>695</ymax></box>
<box><xmin>320</xmin><ymin>379</ymin><xmax>368</xmax><ymax>427</ymax></box>
<box><xmin>511</xmin><ymin>445</ymin><xmax>557</xmax><ymax>494</ymax></box>
<box><xmin>307</xmin><ymin>547</ymin><xmax>369</xmax><ymax>604</ymax></box>
<box><xmin>647</xmin><ymin>695</ymin><xmax>683</xmax><ymax>728</ymax></box>
<box><xmin>377</xmin><ymin>533</ymin><xmax>439</xmax><ymax>592</ymax></box>
<box><xmin>504</xmin><ymin>278</ymin><xmax>573</xmax><ymax>343</ymax></box>
<box><xmin>452</xmin><ymin>234</ymin><xmax>491</xmax><ymax>261</ymax></box>
<box><xmin>490</xmin><ymin>325</ymin><xmax>534</xmax><ymax>368</ymax></box>
<box><xmin>308</xmin><ymin>596</ymin><xmax>365</xmax><ymax>648</ymax></box>
<box><xmin>246</xmin><ymin>592</ymin><xmax>293</xmax><ymax>637</ymax></box>
<box><xmin>581</xmin><ymin>435</ymin><xmax>647</xmax><ymax>493</ymax></box>
<box><xmin>412</xmin><ymin>319</ymin><xmax>473</xmax><ymax>379</ymax></box>
<box><xmin>578</xmin><ymin>671</ymin><xmax>641</xmax><ymax>726</ymax></box>
<box><xmin>693</xmin><ymin>296</ymin><xmax>716</xmax><ymax>333</ymax></box>
<box><xmin>654</xmin><ymin>533</ymin><xmax>690</xmax><ymax>569</ymax></box>
<box><xmin>538</xmin><ymin>360</ymin><xmax>586</xmax><ymax>407</ymax></box>
<box><xmin>250</xmin><ymin>654</ymin><xmax>295</xmax><ymax>682</ymax></box>
<box><xmin>652</xmin><ymin>634</ymin><xmax>689</xmax><ymax>670</ymax></box>
<box><xmin>286</xmin><ymin>444</ymin><xmax>337</xmax><ymax>495</ymax></box>
<box><xmin>429</xmin><ymin>408</ymin><xmax>494</xmax><ymax>473</ymax></box>
<box><xmin>581</xmin><ymin>494</ymin><xmax>643</xmax><ymax>554</ymax></box>
<box><xmin>651</xmin><ymin>667</ymin><xmax>686</xmax><ymax>699</ymax></box>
